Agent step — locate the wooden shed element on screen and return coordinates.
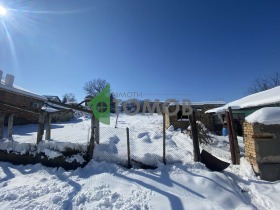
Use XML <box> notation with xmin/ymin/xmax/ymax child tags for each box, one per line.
<box><xmin>164</xmin><ymin>101</ymin><xmax>225</xmax><ymax>132</ymax></box>
<box><xmin>206</xmin><ymin>86</ymin><xmax>280</xmax><ymax>136</ymax></box>
<box><xmin>43</xmin><ymin>96</ymin><xmax>74</xmax><ymax>123</ymax></box>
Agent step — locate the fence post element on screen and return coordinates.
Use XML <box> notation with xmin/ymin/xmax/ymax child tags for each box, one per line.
<box><xmin>36</xmin><ymin>112</ymin><xmax>45</xmax><ymax>144</ymax></box>
<box><xmin>163</xmin><ymin>113</ymin><xmax>166</xmax><ymax>164</ymax></box>
<box><xmin>189</xmin><ymin>110</ymin><xmax>201</xmax><ymax>162</ymax></box>
<box><xmin>0</xmin><ymin>113</ymin><xmax>5</xmax><ymax>139</ymax></box>
<box><xmin>95</xmin><ymin>120</ymin><xmax>100</xmax><ymax>144</ymax></box>
<box><xmin>226</xmin><ymin>107</ymin><xmax>240</xmax><ymax>165</ymax></box>
<box><xmin>88</xmin><ymin>115</ymin><xmax>96</xmax><ymax>160</ymax></box>
<box><xmin>45</xmin><ymin>113</ymin><xmax>52</xmax><ymax>140</ymax></box>
<box><xmin>126</xmin><ymin>127</ymin><xmax>131</xmax><ymax>168</ymax></box>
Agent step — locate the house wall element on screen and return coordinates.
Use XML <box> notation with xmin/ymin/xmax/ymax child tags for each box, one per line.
<box><xmin>243</xmin><ymin>121</ymin><xmax>280</xmax><ymax>181</ymax></box>
<box><xmin>51</xmin><ymin>110</ymin><xmax>74</xmax><ymax>123</ymax></box>
<box><xmin>0</xmin><ymin>89</ymin><xmax>44</xmax><ymax>125</ymax></box>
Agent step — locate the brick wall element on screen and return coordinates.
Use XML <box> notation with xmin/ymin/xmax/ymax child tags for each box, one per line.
<box><xmin>243</xmin><ymin>121</ymin><xmax>280</xmax><ymax>180</ymax></box>
<box><xmin>243</xmin><ymin>122</ymin><xmax>258</xmax><ymax>169</ymax></box>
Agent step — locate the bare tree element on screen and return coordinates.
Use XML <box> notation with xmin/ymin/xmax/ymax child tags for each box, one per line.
<box><xmin>247</xmin><ymin>72</ymin><xmax>280</xmax><ymax>94</ymax></box>
<box><xmin>62</xmin><ymin>93</ymin><xmax>77</xmax><ymax>103</ymax></box>
<box><xmin>83</xmin><ymin>78</ymin><xmax>116</xmax><ymax>112</ymax></box>
<box><xmin>83</xmin><ymin>79</ymin><xmax>110</xmax><ymax>97</ymax></box>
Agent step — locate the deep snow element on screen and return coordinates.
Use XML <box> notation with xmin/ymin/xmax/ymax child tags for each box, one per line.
<box><xmin>245</xmin><ymin>107</ymin><xmax>280</xmax><ymax>125</ymax></box>
<box><xmin>0</xmin><ymin>114</ymin><xmax>280</xmax><ymax>209</ymax></box>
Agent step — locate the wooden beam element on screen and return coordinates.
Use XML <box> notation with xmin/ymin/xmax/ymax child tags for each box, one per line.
<box><xmin>46</xmin><ymin>100</ymin><xmax>92</xmax><ymax>114</ymax></box>
<box><xmin>7</xmin><ymin>114</ymin><xmax>14</xmax><ymax>139</ymax></box>
<box><xmin>0</xmin><ymin>113</ymin><xmax>4</xmax><ymax>139</ymax></box>
<box><xmin>36</xmin><ymin>112</ymin><xmax>45</xmax><ymax>144</ymax></box>
<box><xmin>189</xmin><ymin>110</ymin><xmax>201</xmax><ymax>162</ymax></box>
<box><xmin>45</xmin><ymin>113</ymin><xmax>52</xmax><ymax>140</ymax></box>
<box><xmin>0</xmin><ymin>101</ymin><xmax>39</xmax><ymax>114</ymax></box>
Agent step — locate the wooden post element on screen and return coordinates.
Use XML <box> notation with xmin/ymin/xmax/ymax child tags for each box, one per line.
<box><xmin>36</xmin><ymin>112</ymin><xmax>45</xmax><ymax>144</ymax></box>
<box><xmin>45</xmin><ymin>113</ymin><xmax>52</xmax><ymax>140</ymax></box>
<box><xmin>189</xmin><ymin>110</ymin><xmax>201</xmax><ymax>162</ymax></box>
<box><xmin>126</xmin><ymin>127</ymin><xmax>131</xmax><ymax>168</ymax></box>
<box><xmin>95</xmin><ymin>119</ymin><xmax>100</xmax><ymax>144</ymax></box>
<box><xmin>7</xmin><ymin>114</ymin><xmax>14</xmax><ymax>139</ymax></box>
<box><xmin>88</xmin><ymin>115</ymin><xmax>96</xmax><ymax>160</ymax></box>
<box><xmin>226</xmin><ymin>107</ymin><xmax>240</xmax><ymax>165</ymax></box>
<box><xmin>163</xmin><ymin>113</ymin><xmax>166</xmax><ymax>164</ymax></box>
<box><xmin>0</xmin><ymin>113</ymin><xmax>4</xmax><ymax>139</ymax></box>
<box><xmin>115</xmin><ymin>113</ymin><xmax>119</xmax><ymax>128</ymax></box>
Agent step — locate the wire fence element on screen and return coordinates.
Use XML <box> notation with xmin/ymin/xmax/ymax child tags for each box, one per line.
<box><xmin>50</xmin><ymin>120</ymin><xmax>91</xmax><ymax>144</ymax></box>
<box><xmin>93</xmin><ymin>127</ymin><xmax>128</xmax><ymax>166</ymax></box>
<box><xmin>94</xmin><ymin>124</ymin><xmax>195</xmax><ymax>168</ymax></box>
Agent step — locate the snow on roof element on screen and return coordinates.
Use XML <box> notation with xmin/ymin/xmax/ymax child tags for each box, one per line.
<box><xmin>43</xmin><ymin>102</ymin><xmax>73</xmax><ymax>113</ymax></box>
<box><xmin>0</xmin><ymin>80</ymin><xmax>47</xmax><ymax>101</ymax></box>
<box><xmin>206</xmin><ymin>86</ymin><xmax>280</xmax><ymax>113</ymax></box>
<box><xmin>41</xmin><ymin>106</ymin><xmax>59</xmax><ymax>113</ymax></box>
<box><xmin>168</xmin><ymin>101</ymin><xmax>226</xmax><ymax>106</ymax></box>
<box><xmin>245</xmin><ymin>107</ymin><xmax>280</xmax><ymax>125</ymax></box>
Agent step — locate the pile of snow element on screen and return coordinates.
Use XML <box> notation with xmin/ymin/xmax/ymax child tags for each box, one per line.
<box><xmin>1</xmin><ymin>114</ymin><xmax>280</xmax><ymax>209</ymax></box>
<box><xmin>206</xmin><ymin>86</ymin><xmax>280</xmax><ymax>113</ymax></box>
<box><xmin>1</xmin><ymin>160</ymin><xmax>280</xmax><ymax>209</ymax></box>
<box><xmin>245</xmin><ymin>107</ymin><xmax>280</xmax><ymax>125</ymax></box>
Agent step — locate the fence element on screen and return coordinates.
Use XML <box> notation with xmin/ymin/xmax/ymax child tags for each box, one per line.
<box><xmin>94</xmin><ymin>124</ymin><xmax>194</xmax><ymax>168</ymax></box>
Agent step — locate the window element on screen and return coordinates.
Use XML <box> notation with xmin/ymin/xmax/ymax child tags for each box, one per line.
<box><xmin>32</xmin><ymin>102</ymin><xmax>42</xmax><ymax>109</ymax></box>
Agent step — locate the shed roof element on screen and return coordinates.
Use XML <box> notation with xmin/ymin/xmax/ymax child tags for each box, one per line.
<box><xmin>0</xmin><ymin>80</ymin><xmax>47</xmax><ymax>101</ymax></box>
<box><xmin>206</xmin><ymin>86</ymin><xmax>280</xmax><ymax>114</ymax></box>
<box><xmin>168</xmin><ymin>101</ymin><xmax>226</xmax><ymax>106</ymax></box>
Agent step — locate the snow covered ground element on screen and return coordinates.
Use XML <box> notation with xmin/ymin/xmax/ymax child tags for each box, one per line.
<box><xmin>0</xmin><ymin>114</ymin><xmax>280</xmax><ymax>209</ymax></box>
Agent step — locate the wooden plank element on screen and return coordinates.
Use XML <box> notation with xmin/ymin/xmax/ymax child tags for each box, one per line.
<box><xmin>189</xmin><ymin>110</ymin><xmax>201</xmax><ymax>162</ymax></box>
<box><xmin>45</xmin><ymin>113</ymin><xmax>52</xmax><ymax>140</ymax></box>
<box><xmin>163</xmin><ymin>112</ymin><xmax>166</xmax><ymax>164</ymax></box>
<box><xmin>36</xmin><ymin>112</ymin><xmax>45</xmax><ymax>144</ymax></box>
<box><xmin>126</xmin><ymin>127</ymin><xmax>131</xmax><ymax>168</ymax></box>
<box><xmin>7</xmin><ymin>114</ymin><xmax>14</xmax><ymax>139</ymax></box>
<box><xmin>0</xmin><ymin>113</ymin><xmax>4</xmax><ymax>139</ymax></box>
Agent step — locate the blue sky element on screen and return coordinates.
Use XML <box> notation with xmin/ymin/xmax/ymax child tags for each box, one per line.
<box><xmin>0</xmin><ymin>0</ymin><xmax>280</xmax><ymax>103</ymax></box>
